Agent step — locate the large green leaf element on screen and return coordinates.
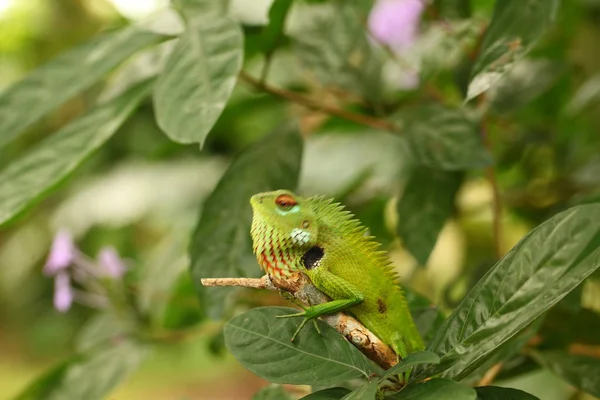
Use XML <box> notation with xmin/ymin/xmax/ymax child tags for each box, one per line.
<box><xmin>0</xmin><ymin>27</ymin><xmax>164</xmax><ymax>148</ymax></box>
<box><xmin>300</xmin><ymin>388</ymin><xmax>352</xmax><ymax>400</ymax></box>
<box><xmin>14</xmin><ymin>340</ymin><xmax>148</xmax><ymax>400</ymax></box>
<box><xmin>419</xmin><ymin>204</ymin><xmax>600</xmax><ymax>380</ymax></box>
<box><xmin>466</xmin><ymin>0</ymin><xmax>560</xmax><ymax>101</ymax></box>
<box><xmin>190</xmin><ymin>124</ymin><xmax>303</xmax><ymax>319</ymax></box>
<box><xmin>0</xmin><ymin>80</ymin><xmax>152</xmax><ymax>226</ymax></box>
<box><xmin>153</xmin><ymin>14</ymin><xmax>243</xmax><ymax>145</ymax></box>
<box><xmin>389</xmin><ymin>378</ymin><xmax>477</xmax><ymax>399</ymax></box>
<box><xmin>223</xmin><ymin>307</ymin><xmax>377</xmax><ymax>386</ymax></box>
<box><xmin>397</xmin><ymin>167</ymin><xmax>462</xmax><ymax>265</ymax></box>
<box><xmin>402</xmin><ymin>104</ymin><xmax>492</xmax><ymax>171</ymax></box>
<box><xmin>532</xmin><ymin>351</ymin><xmax>600</xmax><ymax>397</ymax></box>
<box><xmin>475</xmin><ymin>386</ymin><xmax>540</xmax><ymax>400</ymax></box>
<box><xmin>291</xmin><ymin>0</ymin><xmax>382</xmax><ymax>102</ymax></box>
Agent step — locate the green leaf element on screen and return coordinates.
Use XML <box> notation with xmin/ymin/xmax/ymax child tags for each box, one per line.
<box><xmin>389</xmin><ymin>378</ymin><xmax>477</xmax><ymax>399</ymax></box>
<box><xmin>402</xmin><ymin>104</ymin><xmax>492</xmax><ymax>170</ymax></box>
<box><xmin>261</xmin><ymin>0</ymin><xmax>293</xmax><ymax>55</ymax></box>
<box><xmin>0</xmin><ymin>80</ymin><xmax>152</xmax><ymax>227</ymax></box>
<box><xmin>0</xmin><ymin>27</ymin><xmax>164</xmax><ymax>148</ymax></box>
<box><xmin>14</xmin><ymin>340</ymin><xmax>148</xmax><ymax>400</ymax></box>
<box><xmin>300</xmin><ymin>388</ymin><xmax>352</xmax><ymax>400</ymax></box>
<box><xmin>466</xmin><ymin>0</ymin><xmax>560</xmax><ymax>101</ymax></box>
<box><xmin>223</xmin><ymin>307</ymin><xmax>376</xmax><ymax>386</ymax></box>
<box><xmin>419</xmin><ymin>204</ymin><xmax>600</xmax><ymax>381</ymax></box>
<box><xmin>291</xmin><ymin>1</ymin><xmax>382</xmax><ymax>102</ymax></box>
<box><xmin>161</xmin><ymin>272</ymin><xmax>205</xmax><ymax>330</ymax></box>
<box><xmin>381</xmin><ymin>351</ymin><xmax>440</xmax><ymax>382</ymax></box>
<box><xmin>341</xmin><ymin>381</ymin><xmax>378</xmax><ymax>400</ymax></box>
<box><xmin>532</xmin><ymin>351</ymin><xmax>600</xmax><ymax>397</ymax></box>
<box><xmin>153</xmin><ymin>16</ymin><xmax>243</xmax><ymax>145</ymax></box>
<box><xmin>475</xmin><ymin>386</ymin><xmax>540</xmax><ymax>400</ymax></box>
<box><xmin>397</xmin><ymin>166</ymin><xmax>462</xmax><ymax>265</ymax></box>
<box><xmin>190</xmin><ymin>124</ymin><xmax>303</xmax><ymax>319</ymax></box>
<box><xmin>252</xmin><ymin>384</ymin><xmax>294</xmax><ymax>400</ymax></box>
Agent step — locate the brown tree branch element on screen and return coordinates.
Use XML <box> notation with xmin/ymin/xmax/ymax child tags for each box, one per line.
<box><xmin>201</xmin><ymin>273</ymin><xmax>399</xmax><ymax>369</ymax></box>
<box><xmin>238</xmin><ymin>71</ymin><xmax>396</xmax><ymax>132</ymax></box>
<box><xmin>478</xmin><ymin>362</ymin><xmax>504</xmax><ymax>386</ymax></box>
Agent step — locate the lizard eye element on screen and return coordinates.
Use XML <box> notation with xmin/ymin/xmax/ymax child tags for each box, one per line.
<box><xmin>275</xmin><ymin>194</ymin><xmax>297</xmax><ymax>211</ymax></box>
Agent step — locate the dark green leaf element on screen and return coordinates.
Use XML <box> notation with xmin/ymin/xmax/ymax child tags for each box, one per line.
<box><xmin>402</xmin><ymin>104</ymin><xmax>492</xmax><ymax>170</ymax></box>
<box><xmin>467</xmin><ymin>0</ymin><xmax>560</xmax><ymax>101</ymax></box>
<box><xmin>291</xmin><ymin>1</ymin><xmax>382</xmax><ymax>102</ymax></box>
<box><xmin>0</xmin><ymin>80</ymin><xmax>152</xmax><ymax>226</ymax></box>
<box><xmin>397</xmin><ymin>166</ymin><xmax>462</xmax><ymax>265</ymax></box>
<box><xmin>223</xmin><ymin>307</ymin><xmax>376</xmax><ymax>385</ymax></box>
<box><xmin>153</xmin><ymin>17</ymin><xmax>243</xmax><ymax>145</ymax></box>
<box><xmin>475</xmin><ymin>386</ymin><xmax>540</xmax><ymax>400</ymax></box>
<box><xmin>190</xmin><ymin>124</ymin><xmax>303</xmax><ymax>319</ymax></box>
<box><xmin>301</xmin><ymin>388</ymin><xmax>352</xmax><ymax>400</ymax></box>
<box><xmin>161</xmin><ymin>272</ymin><xmax>205</xmax><ymax>330</ymax></box>
<box><xmin>381</xmin><ymin>351</ymin><xmax>440</xmax><ymax>382</ymax></box>
<box><xmin>341</xmin><ymin>381</ymin><xmax>377</xmax><ymax>400</ymax></box>
<box><xmin>540</xmin><ymin>308</ymin><xmax>600</xmax><ymax>348</ymax></box>
<box><xmin>261</xmin><ymin>0</ymin><xmax>293</xmax><ymax>55</ymax></box>
<box><xmin>532</xmin><ymin>351</ymin><xmax>600</xmax><ymax>397</ymax></box>
<box><xmin>460</xmin><ymin>317</ymin><xmax>542</xmax><ymax>385</ymax></box>
<box><xmin>0</xmin><ymin>27</ymin><xmax>164</xmax><ymax>148</ymax></box>
<box><xmin>419</xmin><ymin>204</ymin><xmax>600</xmax><ymax>380</ymax></box>
<box><xmin>252</xmin><ymin>384</ymin><xmax>293</xmax><ymax>400</ymax></box>
<box><xmin>14</xmin><ymin>340</ymin><xmax>148</xmax><ymax>400</ymax></box>
<box><xmin>389</xmin><ymin>378</ymin><xmax>477</xmax><ymax>399</ymax></box>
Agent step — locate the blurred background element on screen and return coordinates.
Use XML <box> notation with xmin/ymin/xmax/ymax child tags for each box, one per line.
<box><xmin>1</xmin><ymin>0</ymin><xmax>600</xmax><ymax>399</ymax></box>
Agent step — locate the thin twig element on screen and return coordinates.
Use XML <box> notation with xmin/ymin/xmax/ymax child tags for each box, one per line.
<box><xmin>202</xmin><ymin>273</ymin><xmax>399</xmax><ymax>369</ymax></box>
<box><xmin>238</xmin><ymin>71</ymin><xmax>395</xmax><ymax>132</ymax></box>
<box><xmin>479</xmin><ymin>98</ymin><xmax>503</xmax><ymax>259</ymax></box>
<box><xmin>478</xmin><ymin>362</ymin><xmax>504</xmax><ymax>386</ymax></box>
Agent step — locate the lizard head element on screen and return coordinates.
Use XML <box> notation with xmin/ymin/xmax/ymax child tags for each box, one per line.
<box><xmin>250</xmin><ymin>190</ymin><xmax>318</xmax><ymax>277</ymax></box>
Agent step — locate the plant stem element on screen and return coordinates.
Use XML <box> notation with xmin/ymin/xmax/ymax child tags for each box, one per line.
<box><xmin>238</xmin><ymin>71</ymin><xmax>396</xmax><ymax>132</ymax></box>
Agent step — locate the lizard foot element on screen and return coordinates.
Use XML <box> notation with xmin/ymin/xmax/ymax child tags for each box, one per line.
<box><xmin>276</xmin><ymin>308</ymin><xmax>320</xmax><ymax>342</ymax></box>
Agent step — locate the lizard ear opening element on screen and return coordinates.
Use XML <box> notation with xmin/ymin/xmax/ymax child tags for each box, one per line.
<box><xmin>275</xmin><ymin>194</ymin><xmax>297</xmax><ymax>211</ymax></box>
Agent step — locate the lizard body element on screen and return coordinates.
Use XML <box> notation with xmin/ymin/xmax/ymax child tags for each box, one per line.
<box><xmin>250</xmin><ymin>190</ymin><xmax>424</xmax><ymax>357</ymax></box>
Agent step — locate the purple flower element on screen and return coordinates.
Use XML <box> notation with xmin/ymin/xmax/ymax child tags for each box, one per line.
<box><xmin>44</xmin><ymin>230</ymin><xmax>76</xmax><ymax>276</ymax></box>
<box><xmin>368</xmin><ymin>0</ymin><xmax>425</xmax><ymax>52</ymax></box>
<box><xmin>97</xmin><ymin>247</ymin><xmax>127</xmax><ymax>279</ymax></box>
<box><xmin>54</xmin><ymin>272</ymin><xmax>73</xmax><ymax>312</ymax></box>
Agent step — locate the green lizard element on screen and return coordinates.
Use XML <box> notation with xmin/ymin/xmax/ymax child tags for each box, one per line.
<box><xmin>250</xmin><ymin>189</ymin><xmax>424</xmax><ymax>358</ymax></box>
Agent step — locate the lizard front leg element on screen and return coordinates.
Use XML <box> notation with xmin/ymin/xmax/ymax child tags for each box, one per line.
<box><xmin>277</xmin><ymin>269</ymin><xmax>364</xmax><ymax>342</ymax></box>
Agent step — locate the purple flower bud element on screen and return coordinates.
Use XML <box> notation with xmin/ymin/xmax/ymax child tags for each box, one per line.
<box><xmin>368</xmin><ymin>0</ymin><xmax>425</xmax><ymax>52</ymax></box>
<box><xmin>97</xmin><ymin>247</ymin><xmax>126</xmax><ymax>279</ymax></box>
<box><xmin>54</xmin><ymin>272</ymin><xmax>73</xmax><ymax>312</ymax></box>
<box><xmin>44</xmin><ymin>230</ymin><xmax>76</xmax><ymax>276</ymax></box>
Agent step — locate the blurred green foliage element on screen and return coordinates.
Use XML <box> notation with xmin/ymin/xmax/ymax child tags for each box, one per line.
<box><xmin>1</xmin><ymin>0</ymin><xmax>600</xmax><ymax>399</ymax></box>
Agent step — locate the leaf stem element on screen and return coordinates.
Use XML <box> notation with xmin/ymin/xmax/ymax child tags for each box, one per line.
<box><xmin>238</xmin><ymin>71</ymin><xmax>396</xmax><ymax>132</ymax></box>
<box><xmin>479</xmin><ymin>98</ymin><xmax>503</xmax><ymax>259</ymax></box>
